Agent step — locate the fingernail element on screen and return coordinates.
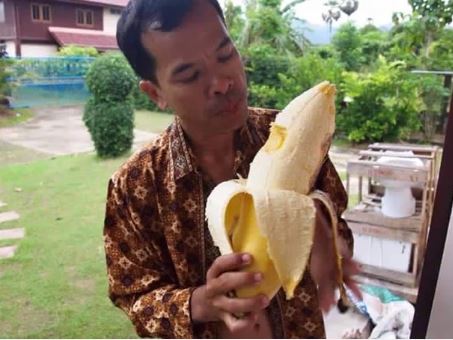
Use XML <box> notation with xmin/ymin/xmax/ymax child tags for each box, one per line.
<box><xmin>254</xmin><ymin>273</ymin><xmax>263</xmax><ymax>282</ymax></box>
<box><xmin>242</xmin><ymin>254</ymin><xmax>251</xmax><ymax>264</ymax></box>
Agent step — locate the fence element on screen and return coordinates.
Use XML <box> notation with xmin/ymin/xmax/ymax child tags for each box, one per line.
<box><xmin>7</xmin><ymin>56</ymin><xmax>95</xmax><ymax>108</ymax></box>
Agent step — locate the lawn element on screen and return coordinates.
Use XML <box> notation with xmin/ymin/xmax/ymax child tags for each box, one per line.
<box><xmin>0</xmin><ymin>108</ymin><xmax>34</xmax><ymax>128</ymax></box>
<box><xmin>0</xmin><ymin>152</ymin><xmax>138</xmax><ymax>338</ymax></box>
<box><xmin>0</xmin><ymin>108</ymin><xmax>175</xmax><ymax>338</ymax></box>
<box><xmin>134</xmin><ymin>110</ymin><xmax>174</xmax><ymax>133</ymax></box>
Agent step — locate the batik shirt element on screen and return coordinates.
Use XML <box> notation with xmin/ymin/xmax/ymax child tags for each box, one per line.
<box><xmin>103</xmin><ymin>107</ymin><xmax>353</xmax><ymax>338</ymax></box>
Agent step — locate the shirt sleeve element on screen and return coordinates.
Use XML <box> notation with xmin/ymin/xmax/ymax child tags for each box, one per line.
<box><xmin>314</xmin><ymin>157</ymin><xmax>354</xmax><ymax>255</ymax></box>
<box><xmin>103</xmin><ymin>174</ymin><xmax>196</xmax><ymax>339</ymax></box>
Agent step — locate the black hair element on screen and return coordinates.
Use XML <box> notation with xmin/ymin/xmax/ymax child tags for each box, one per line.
<box><xmin>116</xmin><ymin>0</ymin><xmax>225</xmax><ymax>83</ymax></box>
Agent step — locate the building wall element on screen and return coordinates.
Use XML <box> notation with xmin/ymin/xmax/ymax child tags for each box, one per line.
<box><xmin>0</xmin><ymin>0</ymin><xmax>16</xmax><ymax>39</ymax></box>
<box><xmin>16</xmin><ymin>0</ymin><xmax>103</xmax><ymax>42</ymax></box>
<box><xmin>103</xmin><ymin>7</ymin><xmax>120</xmax><ymax>34</ymax></box>
<box><xmin>20</xmin><ymin>42</ymin><xmax>58</xmax><ymax>57</ymax></box>
<box><xmin>4</xmin><ymin>39</ymin><xmax>16</xmax><ymax>56</ymax></box>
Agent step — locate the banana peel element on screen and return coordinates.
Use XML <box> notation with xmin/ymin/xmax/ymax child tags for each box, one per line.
<box><xmin>206</xmin><ymin>81</ymin><xmax>349</xmax><ymax>306</ymax></box>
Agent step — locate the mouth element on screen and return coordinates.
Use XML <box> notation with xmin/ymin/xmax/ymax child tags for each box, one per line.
<box><xmin>219</xmin><ymin>96</ymin><xmax>244</xmax><ymax>115</ymax></box>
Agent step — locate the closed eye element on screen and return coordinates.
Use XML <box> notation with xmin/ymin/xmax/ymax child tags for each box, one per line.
<box><xmin>218</xmin><ymin>47</ymin><xmax>235</xmax><ymax>63</ymax></box>
<box><xmin>180</xmin><ymin>71</ymin><xmax>200</xmax><ymax>83</ymax></box>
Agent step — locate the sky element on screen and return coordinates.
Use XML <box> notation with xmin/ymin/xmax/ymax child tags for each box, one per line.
<box><xmin>224</xmin><ymin>0</ymin><xmax>413</xmax><ymax>28</ymax></box>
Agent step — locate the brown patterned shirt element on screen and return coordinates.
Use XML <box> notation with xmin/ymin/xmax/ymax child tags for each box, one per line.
<box><xmin>103</xmin><ymin>107</ymin><xmax>353</xmax><ymax>338</ymax></box>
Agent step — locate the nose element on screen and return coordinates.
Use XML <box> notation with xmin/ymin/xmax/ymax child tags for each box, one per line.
<box><xmin>209</xmin><ymin>75</ymin><xmax>233</xmax><ymax>97</ymax></box>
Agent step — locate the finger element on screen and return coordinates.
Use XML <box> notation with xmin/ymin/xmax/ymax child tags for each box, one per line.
<box><xmin>221</xmin><ymin>311</ymin><xmax>258</xmax><ymax>334</ymax></box>
<box><xmin>213</xmin><ymin>294</ymin><xmax>269</xmax><ymax>315</ymax></box>
<box><xmin>207</xmin><ymin>253</ymin><xmax>252</xmax><ymax>281</ymax></box>
<box><xmin>207</xmin><ymin>271</ymin><xmax>262</xmax><ymax>297</ymax></box>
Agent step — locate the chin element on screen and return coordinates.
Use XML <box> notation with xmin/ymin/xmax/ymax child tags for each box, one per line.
<box><xmin>230</xmin><ymin>104</ymin><xmax>249</xmax><ymax>130</ymax></box>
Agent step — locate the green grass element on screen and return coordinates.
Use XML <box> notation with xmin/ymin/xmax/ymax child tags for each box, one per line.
<box><xmin>0</xmin><ymin>140</ymin><xmax>51</xmax><ymax>167</ymax></box>
<box><xmin>0</xmin><ymin>152</ymin><xmax>137</xmax><ymax>338</ymax></box>
<box><xmin>0</xmin><ymin>108</ymin><xmax>34</xmax><ymax>128</ymax></box>
<box><xmin>134</xmin><ymin>110</ymin><xmax>174</xmax><ymax>133</ymax></box>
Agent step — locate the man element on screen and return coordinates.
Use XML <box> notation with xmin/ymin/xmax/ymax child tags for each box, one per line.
<box><xmin>104</xmin><ymin>0</ymin><xmax>360</xmax><ymax>337</ymax></box>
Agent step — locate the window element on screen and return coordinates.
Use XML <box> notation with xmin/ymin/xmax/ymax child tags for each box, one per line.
<box><xmin>0</xmin><ymin>1</ymin><xmax>5</xmax><ymax>23</ymax></box>
<box><xmin>110</xmin><ymin>8</ymin><xmax>121</xmax><ymax>15</ymax></box>
<box><xmin>76</xmin><ymin>9</ymin><xmax>94</xmax><ymax>27</ymax></box>
<box><xmin>31</xmin><ymin>3</ymin><xmax>51</xmax><ymax>23</ymax></box>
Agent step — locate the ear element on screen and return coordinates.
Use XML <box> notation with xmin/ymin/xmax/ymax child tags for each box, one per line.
<box><xmin>139</xmin><ymin>80</ymin><xmax>168</xmax><ymax>110</ymax></box>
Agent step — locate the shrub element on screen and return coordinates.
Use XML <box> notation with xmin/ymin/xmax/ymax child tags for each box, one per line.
<box><xmin>83</xmin><ymin>99</ymin><xmax>134</xmax><ymax>158</ymax></box>
<box><xmin>58</xmin><ymin>45</ymin><xmax>99</xmax><ymax>57</ymax></box>
<box><xmin>245</xmin><ymin>47</ymin><xmax>344</xmax><ymax>110</ymax></box>
<box><xmin>0</xmin><ymin>57</ymin><xmax>13</xmax><ymax>113</ymax></box>
<box><xmin>131</xmin><ymin>84</ymin><xmax>160</xmax><ymax>111</ymax></box>
<box><xmin>86</xmin><ymin>53</ymin><xmax>136</xmax><ymax>102</ymax></box>
<box><xmin>84</xmin><ymin>53</ymin><xmax>136</xmax><ymax>157</ymax></box>
<box><xmin>337</xmin><ymin>57</ymin><xmax>422</xmax><ymax>142</ymax></box>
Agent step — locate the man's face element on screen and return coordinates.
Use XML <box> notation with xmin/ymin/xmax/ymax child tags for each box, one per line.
<box><xmin>140</xmin><ymin>0</ymin><xmax>248</xmax><ymax>136</ymax></box>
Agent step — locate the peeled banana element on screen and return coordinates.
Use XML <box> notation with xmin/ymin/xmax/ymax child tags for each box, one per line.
<box><xmin>205</xmin><ymin>81</ymin><xmax>347</xmax><ymax>302</ymax></box>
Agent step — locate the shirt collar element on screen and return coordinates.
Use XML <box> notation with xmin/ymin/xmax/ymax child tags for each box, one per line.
<box><xmin>169</xmin><ymin>110</ymin><xmax>257</xmax><ymax>182</ymax></box>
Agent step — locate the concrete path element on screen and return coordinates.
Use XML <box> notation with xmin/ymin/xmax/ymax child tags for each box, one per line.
<box><xmin>0</xmin><ymin>228</ymin><xmax>25</xmax><ymax>241</ymax></box>
<box><xmin>0</xmin><ymin>209</ymin><xmax>24</xmax><ymax>260</ymax></box>
<box><xmin>0</xmin><ymin>211</ymin><xmax>20</xmax><ymax>224</ymax></box>
<box><xmin>0</xmin><ymin>106</ymin><xmax>156</xmax><ymax>156</ymax></box>
<box><xmin>0</xmin><ymin>245</ymin><xmax>17</xmax><ymax>259</ymax></box>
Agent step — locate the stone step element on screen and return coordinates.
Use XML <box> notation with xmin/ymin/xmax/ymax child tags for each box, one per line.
<box><xmin>0</xmin><ymin>228</ymin><xmax>25</xmax><ymax>241</ymax></box>
<box><xmin>0</xmin><ymin>211</ymin><xmax>20</xmax><ymax>224</ymax></box>
<box><xmin>0</xmin><ymin>245</ymin><xmax>17</xmax><ymax>259</ymax></box>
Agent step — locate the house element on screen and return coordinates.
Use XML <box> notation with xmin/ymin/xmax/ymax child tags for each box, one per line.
<box><xmin>0</xmin><ymin>0</ymin><xmax>128</xmax><ymax>57</ymax></box>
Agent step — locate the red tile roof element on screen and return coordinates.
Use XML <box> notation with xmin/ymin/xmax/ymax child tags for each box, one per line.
<box><xmin>69</xmin><ymin>0</ymin><xmax>128</xmax><ymax>8</ymax></box>
<box><xmin>48</xmin><ymin>27</ymin><xmax>118</xmax><ymax>51</ymax></box>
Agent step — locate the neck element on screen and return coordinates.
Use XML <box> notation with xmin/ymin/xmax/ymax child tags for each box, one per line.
<box><xmin>179</xmin><ymin>120</ymin><xmax>236</xmax><ymax>159</ymax></box>
<box><xmin>178</xmin><ymin>119</ymin><xmax>239</xmax><ymax>183</ymax></box>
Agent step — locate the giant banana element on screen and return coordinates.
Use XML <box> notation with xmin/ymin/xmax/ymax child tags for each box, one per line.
<box><xmin>205</xmin><ymin>81</ymin><xmax>347</xmax><ymax>304</ymax></box>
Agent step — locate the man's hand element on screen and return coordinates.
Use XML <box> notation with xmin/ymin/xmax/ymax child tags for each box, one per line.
<box><xmin>310</xmin><ymin>200</ymin><xmax>362</xmax><ymax>312</ymax></box>
<box><xmin>191</xmin><ymin>253</ymin><xmax>269</xmax><ymax>333</ymax></box>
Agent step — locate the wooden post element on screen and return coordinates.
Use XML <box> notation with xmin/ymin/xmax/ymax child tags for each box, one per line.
<box><xmin>14</xmin><ymin>1</ymin><xmax>21</xmax><ymax>57</ymax></box>
<box><xmin>441</xmin><ymin>75</ymin><xmax>452</xmax><ymax>134</ymax></box>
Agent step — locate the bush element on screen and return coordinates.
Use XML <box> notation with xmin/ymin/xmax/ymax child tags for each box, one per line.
<box><xmin>131</xmin><ymin>84</ymin><xmax>160</xmax><ymax>111</ymax></box>
<box><xmin>84</xmin><ymin>53</ymin><xmax>136</xmax><ymax>158</ymax></box>
<box><xmin>245</xmin><ymin>46</ymin><xmax>344</xmax><ymax>109</ymax></box>
<box><xmin>275</xmin><ymin>52</ymin><xmax>344</xmax><ymax>109</ymax></box>
<box><xmin>0</xmin><ymin>57</ymin><xmax>13</xmax><ymax>112</ymax></box>
<box><xmin>86</xmin><ymin>53</ymin><xmax>136</xmax><ymax>102</ymax></box>
<box><xmin>83</xmin><ymin>99</ymin><xmax>134</xmax><ymax>158</ymax></box>
<box><xmin>416</xmin><ymin>74</ymin><xmax>450</xmax><ymax>139</ymax></box>
<box><xmin>337</xmin><ymin>57</ymin><xmax>422</xmax><ymax>142</ymax></box>
<box><xmin>58</xmin><ymin>45</ymin><xmax>99</xmax><ymax>57</ymax></box>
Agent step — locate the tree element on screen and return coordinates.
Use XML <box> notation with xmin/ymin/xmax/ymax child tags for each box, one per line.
<box><xmin>237</xmin><ymin>0</ymin><xmax>309</xmax><ymax>55</ymax></box>
<box><xmin>332</xmin><ymin>22</ymin><xmax>363</xmax><ymax>71</ymax></box>
<box><xmin>392</xmin><ymin>0</ymin><xmax>453</xmax><ymax>60</ymax></box>
<box><xmin>223</xmin><ymin>0</ymin><xmax>245</xmax><ymax>42</ymax></box>
<box><xmin>359</xmin><ymin>24</ymin><xmax>387</xmax><ymax>68</ymax></box>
